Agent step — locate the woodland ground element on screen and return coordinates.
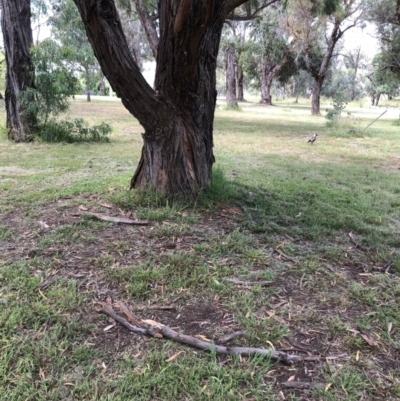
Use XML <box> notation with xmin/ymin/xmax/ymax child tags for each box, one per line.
<box><xmin>1</xmin><ymin>95</ymin><xmax>400</xmax><ymax>401</ymax></box>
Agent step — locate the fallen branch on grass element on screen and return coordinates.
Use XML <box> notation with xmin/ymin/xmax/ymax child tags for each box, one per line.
<box><xmin>225</xmin><ymin>278</ymin><xmax>274</xmax><ymax>286</ymax></box>
<box><xmin>99</xmin><ymin>307</ymin><xmax>302</xmax><ymax>365</ymax></box>
<box><xmin>81</xmin><ymin>212</ymin><xmax>149</xmax><ymax>225</ymax></box>
<box><xmin>282</xmin><ymin>381</ymin><xmax>322</xmax><ymax>389</ymax></box>
<box><xmin>348</xmin><ymin>232</ymin><xmax>369</xmax><ymax>252</ymax></box>
<box><xmin>218</xmin><ymin>331</ymin><xmax>245</xmax><ymax>344</ymax></box>
<box><xmin>274</xmin><ymin>248</ymin><xmax>296</xmax><ymax>262</ymax></box>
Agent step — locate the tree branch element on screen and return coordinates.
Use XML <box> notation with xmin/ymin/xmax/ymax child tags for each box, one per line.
<box><xmin>226</xmin><ymin>0</ymin><xmax>280</xmax><ymax>21</ymax></box>
<box><xmin>99</xmin><ymin>307</ymin><xmax>302</xmax><ymax>365</ymax></box>
<box><xmin>72</xmin><ymin>0</ymin><xmax>165</xmax><ymax>131</ymax></box>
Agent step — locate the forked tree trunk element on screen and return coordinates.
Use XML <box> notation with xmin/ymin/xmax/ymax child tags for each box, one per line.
<box><xmin>72</xmin><ymin>0</ymin><xmax>241</xmax><ymax>199</ymax></box>
<box><xmin>260</xmin><ymin>50</ymin><xmax>290</xmax><ymax>105</ymax></box>
<box><xmin>1</xmin><ymin>0</ymin><xmax>37</xmax><ymax>142</ymax></box>
<box><xmin>236</xmin><ymin>64</ymin><xmax>244</xmax><ymax>101</ymax></box>
<box><xmin>225</xmin><ymin>46</ymin><xmax>238</xmax><ymax>107</ymax></box>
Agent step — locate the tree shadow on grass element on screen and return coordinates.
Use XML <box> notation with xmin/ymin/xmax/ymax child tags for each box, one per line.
<box><xmin>209</xmin><ymin>160</ymin><xmax>400</xmax><ymax>250</ymax></box>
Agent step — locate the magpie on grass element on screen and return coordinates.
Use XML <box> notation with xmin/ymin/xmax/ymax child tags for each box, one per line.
<box><xmin>307</xmin><ymin>133</ymin><xmax>318</xmax><ymax>144</ymax></box>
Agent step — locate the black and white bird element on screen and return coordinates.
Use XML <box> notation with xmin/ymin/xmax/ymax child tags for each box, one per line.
<box><xmin>307</xmin><ymin>133</ymin><xmax>318</xmax><ymax>144</ymax></box>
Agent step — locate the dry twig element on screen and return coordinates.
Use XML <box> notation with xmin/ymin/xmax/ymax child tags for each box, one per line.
<box><xmin>218</xmin><ymin>331</ymin><xmax>245</xmax><ymax>344</ymax></box>
<box><xmin>348</xmin><ymin>232</ymin><xmax>369</xmax><ymax>252</ymax></box>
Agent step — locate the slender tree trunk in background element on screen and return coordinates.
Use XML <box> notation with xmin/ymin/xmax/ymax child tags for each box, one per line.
<box><xmin>85</xmin><ymin>69</ymin><xmax>91</xmax><ymax>102</ymax></box>
<box><xmin>311</xmin><ymin>77</ymin><xmax>323</xmax><ymax>115</ymax></box>
<box><xmin>225</xmin><ymin>46</ymin><xmax>238</xmax><ymax>107</ymax></box>
<box><xmin>225</xmin><ymin>47</ymin><xmax>238</xmax><ymax>107</ymax></box>
<box><xmin>236</xmin><ymin>64</ymin><xmax>244</xmax><ymax>101</ymax></box>
<box><xmin>99</xmin><ymin>76</ymin><xmax>105</xmax><ymax>96</ymax></box>
<box><xmin>72</xmin><ymin>0</ymin><xmax>241</xmax><ymax>199</ymax></box>
<box><xmin>1</xmin><ymin>0</ymin><xmax>37</xmax><ymax>142</ymax></box>
<box><xmin>134</xmin><ymin>0</ymin><xmax>159</xmax><ymax>58</ymax></box>
<box><xmin>375</xmin><ymin>93</ymin><xmax>381</xmax><ymax>106</ymax></box>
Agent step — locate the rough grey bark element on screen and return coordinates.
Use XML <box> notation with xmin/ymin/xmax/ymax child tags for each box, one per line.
<box><xmin>72</xmin><ymin>0</ymin><xmax>245</xmax><ymax>199</ymax></box>
<box><xmin>236</xmin><ymin>64</ymin><xmax>244</xmax><ymax>101</ymax></box>
<box><xmin>225</xmin><ymin>46</ymin><xmax>238</xmax><ymax>107</ymax></box>
<box><xmin>311</xmin><ymin>76</ymin><xmax>323</xmax><ymax>114</ymax></box>
<box><xmin>1</xmin><ymin>0</ymin><xmax>37</xmax><ymax>141</ymax></box>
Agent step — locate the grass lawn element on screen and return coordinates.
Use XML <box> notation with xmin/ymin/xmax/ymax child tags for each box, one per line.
<box><xmin>1</xmin><ymin>95</ymin><xmax>400</xmax><ymax>400</ymax></box>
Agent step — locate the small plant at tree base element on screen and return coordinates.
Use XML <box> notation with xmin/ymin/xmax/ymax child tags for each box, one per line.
<box><xmin>19</xmin><ymin>39</ymin><xmax>112</xmax><ymax>143</ymax></box>
<box><xmin>325</xmin><ymin>94</ymin><xmax>348</xmax><ymax>121</ymax></box>
<box><xmin>37</xmin><ymin>118</ymin><xmax>111</xmax><ymax>143</ymax></box>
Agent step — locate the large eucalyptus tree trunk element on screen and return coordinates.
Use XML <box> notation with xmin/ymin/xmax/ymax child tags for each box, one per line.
<box><xmin>72</xmin><ymin>0</ymin><xmax>247</xmax><ymax>199</ymax></box>
<box><xmin>1</xmin><ymin>0</ymin><xmax>37</xmax><ymax>142</ymax></box>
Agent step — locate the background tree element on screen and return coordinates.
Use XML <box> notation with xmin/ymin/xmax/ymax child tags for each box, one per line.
<box><xmin>50</xmin><ymin>0</ymin><xmax>101</xmax><ymax>101</ymax></box>
<box><xmin>249</xmin><ymin>7</ymin><xmax>295</xmax><ymax>104</ymax></box>
<box><xmin>342</xmin><ymin>46</ymin><xmax>367</xmax><ymax>100</ymax></box>
<box><xmin>221</xmin><ymin>1</ymin><xmax>281</xmax><ymax>103</ymax></box>
<box><xmin>225</xmin><ymin>44</ymin><xmax>239</xmax><ymax>107</ymax></box>
<box><xmin>367</xmin><ymin>0</ymin><xmax>400</xmax><ymax>80</ymax></box>
<box><xmin>366</xmin><ymin>53</ymin><xmax>399</xmax><ymax>106</ymax></box>
<box><xmin>288</xmin><ymin>69</ymin><xmax>313</xmax><ymax>102</ymax></box>
<box><xmin>1</xmin><ymin>0</ymin><xmax>37</xmax><ymax>141</ymax></box>
<box><xmin>20</xmin><ymin>39</ymin><xmax>80</xmax><ymax>126</ymax></box>
<box><xmin>286</xmin><ymin>0</ymin><xmax>365</xmax><ymax>115</ymax></box>
<box><xmin>116</xmin><ymin>0</ymin><xmax>159</xmax><ymax>65</ymax></box>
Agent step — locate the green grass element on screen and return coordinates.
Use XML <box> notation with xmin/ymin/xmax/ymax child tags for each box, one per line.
<box><xmin>1</xmin><ymin>95</ymin><xmax>400</xmax><ymax>400</ymax></box>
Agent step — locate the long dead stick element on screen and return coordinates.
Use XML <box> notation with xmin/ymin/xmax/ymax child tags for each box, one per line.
<box><xmin>81</xmin><ymin>212</ymin><xmax>149</xmax><ymax>225</ymax></box>
<box><xmin>99</xmin><ymin>308</ymin><xmax>302</xmax><ymax>364</ymax></box>
<box><xmin>226</xmin><ymin>278</ymin><xmax>273</xmax><ymax>286</ymax></box>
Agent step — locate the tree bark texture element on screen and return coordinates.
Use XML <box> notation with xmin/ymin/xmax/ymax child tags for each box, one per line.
<box><xmin>236</xmin><ymin>64</ymin><xmax>244</xmax><ymax>101</ymax></box>
<box><xmin>260</xmin><ymin>56</ymin><xmax>274</xmax><ymax>105</ymax></box>
<box><xmin>72</xmin><ymin>0</ymin><xmax>233</xmax><ymax>199</ymax></box>
<box><xmin>225</xmin><ymin>46</ymin><xmax>238</xmax><ymax>107</ymax></box>
<box><xmin>85</xmin><ymin>69</ymin><xmax>91</xmax><ymax>102</ymax></box>
<box><xmin>1</xmin><ymin>0</ymin><xmax>37</xmax><ymax>142</ymax></box>
<box><xmin>311</xmin><ymin>77</ymin><xmax>323</xmax><ymax>115</ymax></box>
